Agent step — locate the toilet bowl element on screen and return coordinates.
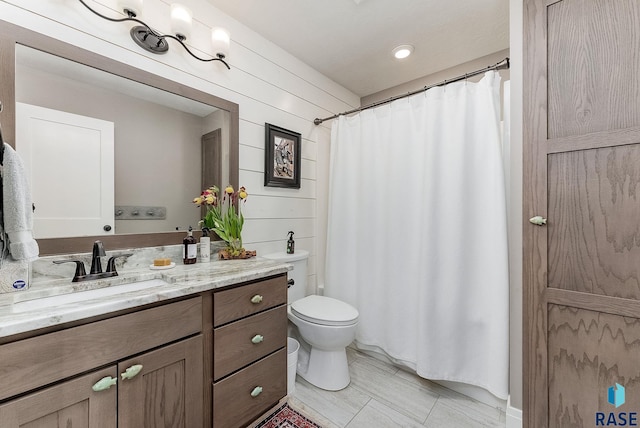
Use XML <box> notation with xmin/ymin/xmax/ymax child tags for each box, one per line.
<box><xmin>263</xmin><ymin>250</ymin><xmax>359</xmax><ymax>391</ymax></box>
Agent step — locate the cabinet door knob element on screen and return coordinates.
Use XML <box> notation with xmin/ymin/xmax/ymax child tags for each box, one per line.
<box><xmin>250</xmin><ymin>294</ymin><xmax>263</xmax><ymax>304</ymax></box>
<box><xmin>92</xmin><ymin>376</ymin><xmax>117</xmax><ymax>391</ymax></box>
<box><xmin>529</xmin><ymin>215</ymin><xmax>547</xmax><ymax>226</ymax></box>
<box><xmin>250</xmin><ymin>386</ymin><xmax>263</xmax><ymax>397</ymax></box>
<box><xmin>251</xmin><ymin>334</ymin><xmax>264</xmax><ymax>344</ymax></box>
<box><xmin>121</xmin><ymin>364</ymin><xmax>143</xmax><ymax>380</ymax></box>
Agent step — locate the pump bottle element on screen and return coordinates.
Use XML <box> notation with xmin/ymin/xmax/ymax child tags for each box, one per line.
<box><xmin>286</xmin><ymin>231</ymin><xmax>295</xmax><ymax>254</ymax></box>
<box><xmin>183</xmin><ymin>226</ymin><xmax>197</xmax><ymax>264</ymax></box>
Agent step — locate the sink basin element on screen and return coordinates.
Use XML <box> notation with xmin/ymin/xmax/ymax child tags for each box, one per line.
<box><xmin>11</xmin><ymin>279</ymin><xmax>169</xmax><ymax>313</ymax></box>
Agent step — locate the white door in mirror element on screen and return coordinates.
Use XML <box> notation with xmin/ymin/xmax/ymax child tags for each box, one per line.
<box><xmin>16</xmin><ymin>103</ymin><xmax>115</xmax><ymax>239</ymax></box>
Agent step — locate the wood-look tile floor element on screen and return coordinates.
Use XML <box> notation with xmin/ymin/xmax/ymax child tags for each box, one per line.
<box><xmin>289</xmin><ymin>347</ymin><xmax>506</xmax><ymax>428</ymax></box>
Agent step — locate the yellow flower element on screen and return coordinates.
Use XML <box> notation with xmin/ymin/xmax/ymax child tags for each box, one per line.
<box><xmin>193</xmin><ymin>185</ymin><xmax>248</xmax><ymax>254</ymax></box>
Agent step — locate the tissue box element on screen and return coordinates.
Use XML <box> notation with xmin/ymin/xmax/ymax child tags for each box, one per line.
<box><xmin>0</xmin><ymin>258</ymin><xmax>30</xmax><ymax>293</ymax></box>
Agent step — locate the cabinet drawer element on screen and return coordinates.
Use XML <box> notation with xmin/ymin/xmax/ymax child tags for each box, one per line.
<box><xmin>213</xmin><ymin>348</ymin><xmax>286</xmax><ymax>428</ymax></box>
<box><xmin>213</xmin><ymin>275</ymin><xmax>286</xmax><ymax>326</ymax></box>
<box><xmin>214</xmin><ymin>305</ymin><xmax>287</xmax><ymax>380</ymax></box>
<box><xmin>0</xmin><ymin>297</ymin><xmax>202</xmax><ymax>401</ymax></box>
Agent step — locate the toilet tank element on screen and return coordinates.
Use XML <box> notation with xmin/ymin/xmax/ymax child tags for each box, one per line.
<box><xmin>262</xmin><ymin>250</ymin><xmax>308</xmax><ymax>303</ymax></box>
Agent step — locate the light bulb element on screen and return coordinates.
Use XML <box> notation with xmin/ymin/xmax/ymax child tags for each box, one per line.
<box><xmin>170</xmin><ymin>4</ymin><xmax>193</xmax><ymax>40</ymax></box>
<box><xmin>392</xmin><ymin>45</ymin><xmax>414</xmax><ymax>59</ymax></box>
<box><xmin>211</xmin><ymin>27</ymin><xmax>230</xmax><ymax>59</ymax></box>
<box><xmin>117</xmin><ymin>0</ymin><xmax>143</xmax><ymax>17</ymax></box>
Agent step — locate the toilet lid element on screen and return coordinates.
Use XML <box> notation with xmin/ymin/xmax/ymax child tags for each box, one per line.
<box><xmin>291</xmin><ymin>295</ymin><xmax>359</xmax><ymax>326</ymax></box>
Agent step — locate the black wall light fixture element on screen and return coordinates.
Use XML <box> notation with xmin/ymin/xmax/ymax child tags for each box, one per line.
<box><xmin>78</xmin><ymin>0</ymin><xmax>231</xmax><ymax>69</ymax></box>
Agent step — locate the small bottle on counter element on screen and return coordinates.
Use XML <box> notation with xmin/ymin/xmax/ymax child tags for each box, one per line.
<box><xmin>183</xmin><ymin>226</ymin><xmax>197</xmax><ymax>264</ymax></box>
<box><xmin>286</xmin><ymin>231</ymin><xmax>295</xmax><ymax>254</ymax></box>
<box><xmin>200</xmin><ymin>228</ymin><xmax>211</xmax><ymax>263</ymax></box>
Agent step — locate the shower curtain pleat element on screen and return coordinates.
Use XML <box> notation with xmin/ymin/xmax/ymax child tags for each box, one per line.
<box><xmin>325</xmin><ymin>71</ymin><xmax>509</xmax><ymax>399</ymax></box>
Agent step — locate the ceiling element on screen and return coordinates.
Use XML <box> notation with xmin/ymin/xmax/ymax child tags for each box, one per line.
<box><xmin>206</xmin><ymin>0</ymin><xmax>509</xmax><ymax>97</ymax></box>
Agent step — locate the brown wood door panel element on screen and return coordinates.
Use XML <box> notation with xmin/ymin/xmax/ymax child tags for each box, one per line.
<box><xmin>525</xmin><ymin>0</ymin><xmax>640</xmax><ymax>426</ymax></box>
<box><xmin>202</xmin><ymin>128</ymin><xmax>222</xmax><ymax>191</ymax></box>
<box><xmin>548</xmin><ymin>145</ymin><xmax>640</xmax><ymax>298</ymax></box>
<box><xmin>0</xmin><ymin>367</ymin><xmax>117</xmax><ymax>428</ymax></box>
<box><xmin>547</xmin><ymin>0</ymin><xmax>640</xmax><ymax>139</ymax></box>
<box><xmin>548</xmin><ymin>305</ymin><xmax>640</xmax><ymax>427</ymax></box>
<box><xmin>118</xmin><ymin>335</ymin><xmax>203</xmax><ymax>428</ymax></box>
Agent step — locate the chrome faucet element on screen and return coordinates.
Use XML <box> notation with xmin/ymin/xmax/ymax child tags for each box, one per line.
<box><xmin>53</xmin><ymin>241</ymin><xmax>132</xmax><ymax>282</ymax></box>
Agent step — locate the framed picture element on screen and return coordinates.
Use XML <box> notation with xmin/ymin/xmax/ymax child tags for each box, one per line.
<box><xmin>264</xmin><ymin>123</ymin><xmax>301</xmax><ymax>188</ymax></box>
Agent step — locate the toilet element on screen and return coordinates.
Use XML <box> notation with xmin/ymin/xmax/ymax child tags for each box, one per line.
<box><xmin>263</xmin><ymin>250</ymin><xmax>359</xmax><ymax>391</ymax></box>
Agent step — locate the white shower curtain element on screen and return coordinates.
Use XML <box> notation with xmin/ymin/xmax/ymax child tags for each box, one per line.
<box><xmin>325</xmin><ymin>71</ymin><xmax>509</xmax><ymax>399</ymax></box>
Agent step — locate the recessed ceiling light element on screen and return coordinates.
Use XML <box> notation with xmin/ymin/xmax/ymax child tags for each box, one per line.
<box><xmin>392</xmin><ymin>45</ymin><xmax>414</xmax><ymax>59</ymax></box>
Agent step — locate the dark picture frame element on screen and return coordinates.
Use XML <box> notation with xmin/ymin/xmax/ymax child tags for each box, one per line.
<box><xmin>264</xmin><ymin>123</ymin><xmax>301</xmax><ymax>188</ymax></box>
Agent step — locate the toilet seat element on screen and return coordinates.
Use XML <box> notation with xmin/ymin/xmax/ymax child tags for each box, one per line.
<box><xmin>291</xmin><ymin>295</ymin><xmax>359</xmax><ymax>326</ymax></box>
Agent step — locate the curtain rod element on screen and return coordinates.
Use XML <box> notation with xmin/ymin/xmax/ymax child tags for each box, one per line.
<box><xmin>313</xmin><ymin>57</ymin><xmax>510</xmax><ymax>125</ymax></box>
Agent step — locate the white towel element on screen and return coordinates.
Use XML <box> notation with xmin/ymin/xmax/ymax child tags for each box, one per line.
<box><xmin>2</xmin><ymin>142</ymin><xmax>39</xmax><ymax>261</ymax></box>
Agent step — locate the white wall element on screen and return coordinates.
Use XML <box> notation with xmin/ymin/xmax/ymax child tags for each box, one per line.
<box><xmin>507</xmin><ymin>0</ymin><xmax>524</xmax><ymax>425</ymax></box>
<box><xmin>2</xmin><ymin>0</ymin><xmax>360</xmax><ymax>292</ymax></box>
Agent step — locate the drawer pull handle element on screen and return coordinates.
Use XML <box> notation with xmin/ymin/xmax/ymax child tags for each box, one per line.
<box><xmin>250</xmin><ymin>294</ymin><xmax>263</xmax><ymax>304</ymax></box>
<box><xmin>92</xmin><ymin>376</ymin><xmax>117</xmax><ymax>392</ymax></box>
<box><xmin>251</xmin><ymin>386</ymin><xmax>263</xmax><ymax>397</ymax></box>
<box><xmin>251</xmin><ymin>334</ymin><xmax>264</xmax><ymax>344</ymax></box>
<box><xmin>121</xmin><ymin>364</ymin><xmax>143</xmax><ymax>380</ymax></box>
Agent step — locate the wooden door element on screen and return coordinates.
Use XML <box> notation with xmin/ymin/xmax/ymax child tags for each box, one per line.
<box><xmin>118</xmin><ymin>335</ymin><xmax>203</xmax><ymax>428</ymax></box>
<box><xmin>0</xmin><ymin>367</ymin><xmax>117</xmax><ymax>427</ymax></box>
<box><xmin>524</xmin><ymin>0</ymin><xmax>640</xmax><ymax>426</ymax></box>
<box><xmin>202</xmin><ymin>128</ymin><xmax>222</xmax><ymax>190</ymax></box>
<box><xmin>15</xmin><ymin>102</ymin><xmax>115</xmax><ymax>238</ymax></box>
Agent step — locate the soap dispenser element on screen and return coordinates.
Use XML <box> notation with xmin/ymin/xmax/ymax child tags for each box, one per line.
<box><xmin>200</xmin><ymin>228</ymin><xmax>211</xmax><ymax>263</ymax></box>
<box><xmin>286</xmin><ymin>231</ymin><xmax>295</xmax><ymax>254</ymax></box>
<box><xmin>183</xmin><ymin>226</ymin><xmax>197</xmax><ymax>265</ymax></box>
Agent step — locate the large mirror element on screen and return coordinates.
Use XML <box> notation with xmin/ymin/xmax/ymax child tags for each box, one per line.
<box><xmin>0</xmin><ymin>21</ymin><xmax>239</xmax><ymax>255</ymax></box>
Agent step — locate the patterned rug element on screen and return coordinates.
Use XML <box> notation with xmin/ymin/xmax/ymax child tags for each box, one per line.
<box><xmin>256</xmin><ymin>402</ymin><xmax>324</xmax><ymax>428</ymax></box>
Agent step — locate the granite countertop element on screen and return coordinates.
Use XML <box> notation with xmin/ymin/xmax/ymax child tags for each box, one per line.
<box><xmin>0</xmin><ymin>257</ymin><xmax>291</xmax><ymax>339</ymax></box>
